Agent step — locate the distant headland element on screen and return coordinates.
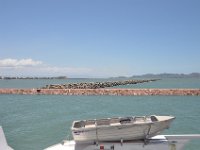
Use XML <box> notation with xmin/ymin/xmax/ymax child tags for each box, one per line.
<box><xmin>112</xmin><ymin>73</ymin><xmax>200</xmax><ymax>79</ymax></box>
<box><xmin>130</xmin><ymin>73</ymin><xmax>200</xmax><ymax>78</ymax></box>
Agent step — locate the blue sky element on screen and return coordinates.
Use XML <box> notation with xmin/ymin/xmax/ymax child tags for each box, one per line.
<box><xmin>0</xmin><ymin>0</ymin><xmax>200</xmax><ymax>77</ymax></box>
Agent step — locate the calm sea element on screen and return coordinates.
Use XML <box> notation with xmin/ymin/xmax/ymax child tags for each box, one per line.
<box><xmin>0</xmin><ymin>78</ymin><xmax>200</xmax><ymax>150</ymax></box>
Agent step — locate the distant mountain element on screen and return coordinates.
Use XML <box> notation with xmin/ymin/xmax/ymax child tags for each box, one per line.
<box><xmin>131</xmin><ymin>73</ymin><xmax>200</xmax><ymax>78</ymax></box>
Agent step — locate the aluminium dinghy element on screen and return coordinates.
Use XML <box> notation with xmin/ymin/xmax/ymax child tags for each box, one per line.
<box><xmin>71</xmin><ymin>115</ymin><xmax>175</xmax><ymax>143</ymax></box>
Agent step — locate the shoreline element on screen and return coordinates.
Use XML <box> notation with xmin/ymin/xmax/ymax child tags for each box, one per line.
<box><xmin>0</xmin><ymin>88</ymin><xmax>199</xmax><ymax>96</ymax></box>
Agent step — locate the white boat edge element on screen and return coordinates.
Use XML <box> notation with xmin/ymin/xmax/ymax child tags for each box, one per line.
<box><xmin>0</xmin><ymin>126</ymin><xmax>14</xmax><ymax>150</ymax></box>
<box><xmin>44</xmin><ymin>134</ymin><xmax>200</xmax><ymax>150</ymax></box>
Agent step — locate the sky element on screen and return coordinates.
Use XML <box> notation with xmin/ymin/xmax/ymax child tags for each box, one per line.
<box><xmin>0</xmin><ymin>0</ymin><xmax>200</xmax><ymax>77</ymax></box>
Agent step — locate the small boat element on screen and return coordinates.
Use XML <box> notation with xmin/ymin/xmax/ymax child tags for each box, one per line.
<box><xmin>71</xmin><ymin>115</ymin><xmax>175</xmax><ymax>143</ymax></box>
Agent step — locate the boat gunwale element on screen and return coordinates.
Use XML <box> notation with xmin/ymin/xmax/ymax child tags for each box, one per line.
<box><xmin>72</xmin><ymin>121</ymin><xmax>154</xmax><ymax>132</ymax></box>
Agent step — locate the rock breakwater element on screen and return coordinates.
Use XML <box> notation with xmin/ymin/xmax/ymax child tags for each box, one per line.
<box><xmin>0</xmin><ymin>88</ymin><xmax>200</xmax><ymax>96</ymax></box>
<box><xmin>42</xmin><ymin>79</ymin><xmax>158</xmax><ymax>89</ymax></box>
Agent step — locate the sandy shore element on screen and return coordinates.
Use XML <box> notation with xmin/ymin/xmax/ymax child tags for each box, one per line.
<box><xmin>0</xmin><ymin>88</ymin><xmax>199</xmax><ymax>96</ymax></box>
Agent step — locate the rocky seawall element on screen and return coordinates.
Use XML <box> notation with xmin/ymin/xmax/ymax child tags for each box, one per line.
<box><xmin>42</xmin><ymin>79</ymin><xmax>159</xmax><ymax>89</ymax></box>
<box><xmin>0</xmin><ymin>88</ymin><xmax>199</xmax><ymax>96</ymax></box>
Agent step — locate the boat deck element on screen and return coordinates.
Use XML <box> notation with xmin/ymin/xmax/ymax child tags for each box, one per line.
<box><xmin>44</xmin><ymin>134</ymin><xmax>200</xmax><ymax>150</ymax></box>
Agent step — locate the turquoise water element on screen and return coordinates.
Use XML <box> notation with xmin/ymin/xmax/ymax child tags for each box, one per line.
<box><xmin>0</xmin><ymin>78</ymin><xmax>200</xmax><ymax>150</ymax></box>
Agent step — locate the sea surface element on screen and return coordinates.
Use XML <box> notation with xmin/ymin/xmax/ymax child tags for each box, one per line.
<box><xmin>0</xmin><ymin>78</ymin><xmax>200</xmax><ymax>150</ymax></box>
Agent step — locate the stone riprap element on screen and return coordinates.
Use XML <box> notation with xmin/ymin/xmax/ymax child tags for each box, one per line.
<box><xmin>42</xmin><ymin>79</ymin><xmax>159</xmax><ymax>89</ymax></box>
<box><xmin>0</xmin><ymin>88</ymin><xmax>199</xmax><ymax>96</ymax></box>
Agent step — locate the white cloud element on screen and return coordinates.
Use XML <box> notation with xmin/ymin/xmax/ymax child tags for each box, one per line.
<box><xmin>0</xmin><ymin>58</ymin><xmax>42</xmax><ymax>67</ymax></box>
<box><xmin>0</xmin><ymin>58</ymin><xmax>94</xmax><ymax>77</ymax></box>
<box><xmin>0</xmin><ymin>58</ymin><xmax>130</xmax><ymax>77</ymax></box>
